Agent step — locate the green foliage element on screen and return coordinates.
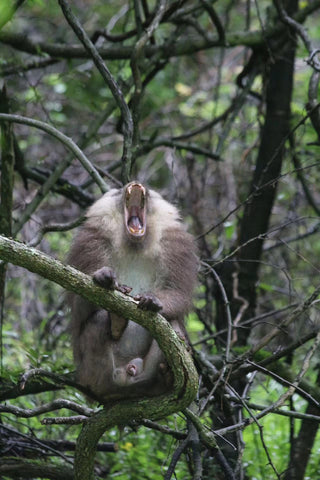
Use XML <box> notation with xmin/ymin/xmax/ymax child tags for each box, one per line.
<box><xmin>105</xmin><ymin>421</ymin><xmax>190</xmax><ymax>480</ymax></box>
<box><xmin>258</xmin><ymin>282</ymin><xmax>274</xmax><ymax>293</ymax></box>
<box><xmin>305</xmin><ymin>428</ymin><xmax>320</xmax><ymax>479</ymax></box>
<box><xmin>1</xmin><ymin>1</ymin><xmax>320</xmax><ymax>478</ymax></box>
<box><xmin>243</xmin><ymin>383</ymin><xmax>320</xmax><ymax>479</ymax></box>
<box><xmin>0</xmin><ymin>1</ymin><xmax>14</xmax><ymax>21</ymax></box>
<box><xmin>244</xmin><ymin>415</ymin><xmax>290</xmax><ymax>478</ymax></box>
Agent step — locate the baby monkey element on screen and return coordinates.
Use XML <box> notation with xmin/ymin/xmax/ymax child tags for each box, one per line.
<box><xmin>68</xmin><ymin>181</ymin><xmax>198</xmax><ymax>401</ymax></box>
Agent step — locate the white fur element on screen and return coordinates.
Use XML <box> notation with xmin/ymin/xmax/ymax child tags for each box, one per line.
<box><xmin>114</xmin><ymin>252</ymin><xmax>158</xmax><ymax>295</ymax></box>
<box><xmin>86</xmin><ymin>187</ymin><xmax>182</xmax><ymax>257</ymax></box>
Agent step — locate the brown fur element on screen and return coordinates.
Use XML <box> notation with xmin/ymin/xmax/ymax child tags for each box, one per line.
<box><xmin>68</xmin><ymin>184</ymin><xmax>198</xmax><ymax>401</ymax></box>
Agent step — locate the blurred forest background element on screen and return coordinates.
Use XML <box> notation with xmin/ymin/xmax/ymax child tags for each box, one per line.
<box><xmin>1</xmin><ymin>0</ymin><xmax>320</xmax><ymax>479</ymax></box>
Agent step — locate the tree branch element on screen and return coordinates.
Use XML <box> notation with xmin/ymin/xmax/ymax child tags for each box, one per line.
<box><xmin>0</xmin><ymin>233</ymin><xmax>198</xmax><ymax>478</ymax></box>
<box><xmin>0</xmin><ymin>113</ymin><xmax>107</xmax><ymax>195</ymax></box>
<box><xmin>0</xmin><ymin>458</ymin><xmax>74</xmax><ymax>480</ymax></box>
<box><xmin>0</xmin><ymin>234</ymin><xmax>197</xmax><ymax>401</ymax></box>
<box><xmin>58</xmin><ymin>0</ymin><xmax>133</xmax><ymax>183</ymax></box>
<box><xmin>1</xmin><ymin>1</ymin><xmax>319</xmax><ymax>59</ymax></box>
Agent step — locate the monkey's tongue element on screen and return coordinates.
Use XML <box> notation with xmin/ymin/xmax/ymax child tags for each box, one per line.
<box><xmin>128</xmin><ymin>216</ymin><xmax>144</xmax><ymax>234</ymax></box>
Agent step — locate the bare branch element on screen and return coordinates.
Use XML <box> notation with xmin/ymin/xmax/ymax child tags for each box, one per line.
<box><xmin>58</xmin><ymin>0</ymin><xmax>133</xmax><ymax>183</ymax></box>
<box><xmin>0</xmin><ymin>458</ymin><xmax>73</xmax><ymax>480</ymax></box>
<box><xmin>42</xmin><ymin>416</ymin><xmax>88</xmax><ymax>425</ymax></box>
<box><xmin>1</xmin><ymin>1</ymin><xmax>319</xmax><ymax>60</ymax></box>
<box><xmin>0</xmin><ymin>398</ymin><xmax>94</xmax><ymax>418</ymax></box>
<box><xmin>250</xmin><ymin>283</ymin><xmax>320</xmax><ymax>354</ymax></box>
<box><xmin>0</xmin><ymin>113</ymin><xmax>107</xmax><ymax>195</ymax></box>
<box><xmin>130</xmin><ymin>0</ymin><xmax>167</xmax><ymax>157</ymax></box>
<box><xmin>274</xmin><ymin>0</ymin><xmax>320</xmax><ymax>71</ymax></box>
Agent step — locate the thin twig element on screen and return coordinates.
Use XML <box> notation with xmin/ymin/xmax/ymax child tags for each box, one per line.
<box><xmin>274</xmin><ymin>0</ymin><xmax>320</xmax><ymax>71</ymax></box>
<box><xmin>28</xmin><ymin>217</ymin><xmax>85</xmax><ymax>248</ymax></box>
<box><xmin>0</xmin><ymin>113</ymin><xmax>107</xmax><ymax>192</ymax></box>
<box><xmin>0</xmin><ymin>398</ymin><xmax>94</xmax><ymax>418</ymax></box>
<box><xmin>58</xmin><ymin>0</ymin><xmax>133</xmax><ymax>183</ymax></box>
<box><xmin>250</xmin><ymin>283</ymin><xmax>320</xmax><ymax>355</ymax></box>
<box><xmin>130</xmin><ymin>0</ymin><xmax>167</xmax><ymax>158</ymax></box>
<box><xmin>202</xmin><ymin>262</ymin><xmax>232</xmax><ymax>362</ymax></box>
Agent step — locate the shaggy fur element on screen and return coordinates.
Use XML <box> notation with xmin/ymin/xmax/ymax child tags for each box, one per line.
<box><xmin>68</xmin><ymin>184</ymin><xmax>198</xmax><ymax>401</ymax></box>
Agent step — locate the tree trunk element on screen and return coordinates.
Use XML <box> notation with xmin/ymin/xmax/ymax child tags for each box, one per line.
<box><xmin>284</xmin><ymin>372</ymin><xmax>320</xmax><ymax>480</ymax></box>
<box><xmin>216</xmin><ymin>0</ymin><xmax>298</xmax><ymax>346</ymax></box>
<box><xmin>211</xmin><ymin>1</ymin><xmax>298</xmax><ymax>474</ymax></box>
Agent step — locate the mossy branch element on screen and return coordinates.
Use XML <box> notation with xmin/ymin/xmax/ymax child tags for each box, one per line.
<box><xmin>0</xmin><ymin>234</ymin><xmax>198</xmax><ymax>479</ymax></box>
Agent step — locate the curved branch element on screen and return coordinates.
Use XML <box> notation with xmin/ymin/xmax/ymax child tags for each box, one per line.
<box><xmin>200</xmin><ymin>0</ymin><xmax>225</xmax><ymax>42</ymax></box>
<box><xmin>0</xmin><ymin>234</ymin><xmax>198</xmax><ymax>398</ymax></box>
<box><xmin>0</xmin><ymin>234</ymin><xmax>198</xmax><ymax>478</ymax></box>
<box><xmin>0</xmin><ymin>114</ymin><xmax>107</xmax><ymax>193</ymax></box>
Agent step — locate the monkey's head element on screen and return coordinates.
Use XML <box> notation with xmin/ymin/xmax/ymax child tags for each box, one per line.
<box><xmin>123</xmin><ymin>182</ymin><xmax>148</xmax><ymax>243</ymax></box>
<box><xmin>85</xmin><ymin>180</ymin><xmax>181</xmax><ymax>250</ymax></box>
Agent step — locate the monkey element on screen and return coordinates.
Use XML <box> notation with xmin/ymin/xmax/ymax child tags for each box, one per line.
<box><xmin>67</xmin><ymin>181</ymin><xmax>198</xmax><ymax>401</ymax></box>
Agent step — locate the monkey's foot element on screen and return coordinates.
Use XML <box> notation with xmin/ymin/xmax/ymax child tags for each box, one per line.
<box><xmin>134</xmin><ymin>293</ymin><xmax>163</xmax><ymax>312</ymax></box>
<box><xmin>93</xmin><ymin>267</ymin><xmax>117</xmax><ymax>289</ymax></box>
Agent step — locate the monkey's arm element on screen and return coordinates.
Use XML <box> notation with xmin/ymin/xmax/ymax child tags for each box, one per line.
<box><xmin>154</xmin><ymin>228</ymin><xmax>198</xmax><ymax>320</ymax></box>
<box><xmin>67</xmin><ymin>226</ymin><xmax>114</xmax><ymax>332</ymax></box>
<box><xmin>67</xmin><ymin>225</ymin><xmax>113</xmax><ymax>275</ymax></box>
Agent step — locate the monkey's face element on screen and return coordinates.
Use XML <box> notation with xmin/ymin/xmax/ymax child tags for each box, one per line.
<box><xmin>124</xmin><ymin>182</ymin><xmax>147</xmax><ymax>242</ymax></box>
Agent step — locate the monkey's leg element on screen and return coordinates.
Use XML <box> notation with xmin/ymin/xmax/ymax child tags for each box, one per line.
<box><xmin>93</xmin><ymin>267</ymin><xmax>128</xmax><ymax>340</ymax></box>
<box><xmin>129</xmin><ymin>341</ymin><xmax>167</xmax><ymax>386</ymax></box>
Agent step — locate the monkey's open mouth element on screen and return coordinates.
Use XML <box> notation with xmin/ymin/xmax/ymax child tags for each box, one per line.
<box><xmin>124</xmin><ymin>182</ymin><xmax>147</xmax><ymax>239</ymax></box>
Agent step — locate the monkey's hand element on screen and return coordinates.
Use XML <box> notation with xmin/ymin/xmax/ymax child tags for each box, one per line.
<box><xmin>93</xmin><ymin>267</ymin><xmax>118</xmax><ymax>289</ymax></box>
<box><xmin>134</xmin><ymin>293</ymin><xmax>163</xmax><ymax>312</ymax></box>
<box><xmin>93</xmin><ymin>267</ymin><xmax>133</xmax><ymax>295</ymax></box>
